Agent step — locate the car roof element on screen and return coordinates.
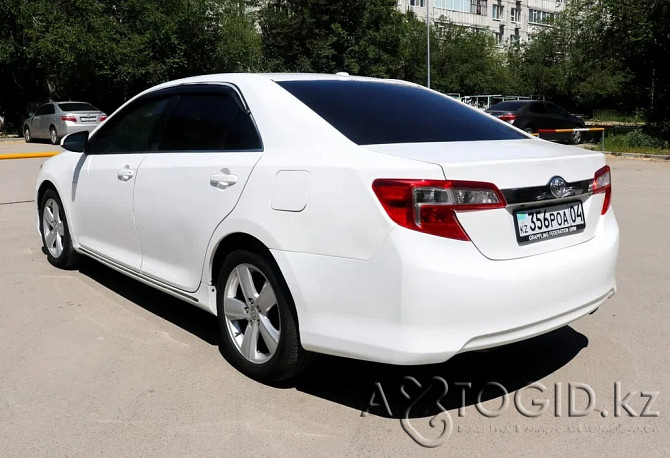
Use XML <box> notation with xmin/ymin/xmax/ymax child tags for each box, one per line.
<box><xmin>52</xmin><ymin>101</ymin><xmax>91</xmax><ymax>104</ymax></box>
<box><xmin>147</xmin><ymin>73</ymin><xmax>420</xmax><ymax>91</ymax></box>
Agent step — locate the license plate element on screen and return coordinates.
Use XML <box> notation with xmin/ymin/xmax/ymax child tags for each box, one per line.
<box><xmin>80</xmin><ymin>116</ymin><xmax>96</xmax><ymax>122</ymax></box>
<box><xmin>514</xmin><ymin>201</ymin><xmax>585</xmax><ymax>243</ymax></box>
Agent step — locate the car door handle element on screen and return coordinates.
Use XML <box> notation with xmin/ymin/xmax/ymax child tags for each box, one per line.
<box><xmin>210</xmin><ymin>170</ymin><xmax>237</xmax><ymax>189</ymax></box>
<box><xmin>117</xmin><ymin>166</ymin><xmax>135</xmax><ymax>181</ymax></box>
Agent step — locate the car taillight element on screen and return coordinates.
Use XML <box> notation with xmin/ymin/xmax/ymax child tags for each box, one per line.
<box><xmin>372</xmin><ymin>179</ymin><xmax>506</xmax><ymax>241</ymax></box>
<box><xmin>99</xmin><ymin>114</ymin><xmax>107</xmax><ymax>122</ymax></box>
<box><xmin>592</xmin><ymin>165</ymin><xmax>612</xmax><ymax>215</ymax></box>
<box><xmin>498</xmin><ymin>113</ymin><xmax>517</xmax><ymax>123</ymax></box>
<box><xmin>61</xmin><ymin>115</ymin><xmax>77</xmax><ymax>122</ymax></box>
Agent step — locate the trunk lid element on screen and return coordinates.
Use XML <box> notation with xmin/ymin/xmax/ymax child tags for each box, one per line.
<box><xmin>364</xmin><ymin>139</ymin><xmax>607</xmax><ymax>260</ymax></box>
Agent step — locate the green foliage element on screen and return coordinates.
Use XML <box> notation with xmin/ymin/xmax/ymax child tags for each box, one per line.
<box><xmin>431</xmin><ymin>22</ymin><xmax>511</xmax><ymax>95</ymax></box>
<box><xmin>0</xmin><ymin>0</ymin><xmax>260</xmax><ymax>126</ymax></box>
<box><xmin>1</xmin><ymin>0</ymin><xmax>668</xmax><ymax>140</ymax></box>
<box><xmin>605</xmin><ymin>131</ymin><xmax>669</xmax><ymax>154</ymax></box>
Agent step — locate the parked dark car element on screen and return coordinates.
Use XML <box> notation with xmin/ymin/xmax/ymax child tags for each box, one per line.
<box><xmin>485</xmin><ymin>100</ymin><xmax>585</xmax><ymax>144</ymax></box>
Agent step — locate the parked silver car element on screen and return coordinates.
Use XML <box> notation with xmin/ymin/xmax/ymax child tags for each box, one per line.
<box><xmin>24</xmin><ymin>102</ymin><xmax>107</xmax><ymax>145</ymax></box>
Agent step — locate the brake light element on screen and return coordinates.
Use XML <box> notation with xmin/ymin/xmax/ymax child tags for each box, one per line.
<box><xmin>61</xmin><ymin>115</ymin><xmax>77</xmax><ymax>122</ymax></box>
<box><xmin>372</xmin><ymin>179</ymin><xmax>506</xmax><ymax>241</ymax></box>
<box><xmin>498</xmin><ymin>113</ymin><xmax>517</xmax><ymax>123</ymax></box>
<box><xmin>592</xmin><ymin>165</ymin><xmax>612</xmax><ymax>214</ymax></box>
<box><xmin>99</xmin><ymin>114</ymin><xmax>107</xmax><ymax>122</ymax></box>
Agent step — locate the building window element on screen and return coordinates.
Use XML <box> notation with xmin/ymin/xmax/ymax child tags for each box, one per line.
<box><xmin>434</xmin><ymin>0</ymin><xmax>469</xmax><ymax>12</ymax></box>
<box><xmin>492</xmin><ymin>3</ymin><xmax>503</xmax><ymax>20</ymax></box>
<box><xmin>528</xmin><ymin>9</ymin><xmax>554</xmax><ymax>24</ymax></box>
<box><xmin>470</xmin><ymin>0</ymin><xmax>487</xmax><ymax>15</ymax></box>
<box><xmin>410</xmin><ymin>0</ymin><xmax>425</xmax><ymax>7</ymax></box>
<box><xmin>510</xmin><ymin>33</ymin><xmax>520</xmax><ymax>44</ymax></box>
<box><xmin>493</xmin><ymin>31</ymin><xmax>504</xmax><ymax>46</ymax></box>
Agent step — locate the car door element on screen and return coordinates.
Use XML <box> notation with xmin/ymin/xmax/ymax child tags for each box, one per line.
<box><xmin>32</xmin><ymin>104</ymin><xmax>52</xmax><ymax>138</ymax></box>
<box><xmin>544</xmin><ymin>102</ymin><xmax>571</xmax><ymax>129</ymax></box>
<box><xmin>525</xmin><ymin>101</ymin><xmax>550</xmax><ymax>130</ymax></box>
<box><xmin>133</xmin><ymin>85</ymin><xmax>263</xmax><ymax>292</ymax></box>
<box><xmin>71</xmin><ymin>95</ymin><xmax>172</xmax><ymax>271</ymax></box>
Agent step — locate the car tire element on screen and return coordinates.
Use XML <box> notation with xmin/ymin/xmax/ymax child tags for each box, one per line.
<box><xmin>217</xmin><ymin>249</ymin><xmax>311</xmax><ymax>383</ymax></box>
<box><xmin>523</xmin><ymin>127</ymin><xmax>535</xmax><ymax>135</ymax></box>
<box><xmin>570</xmin><ymin>130</ymin><xmax>583</xmax><ymax>145</ymax></box>
<box><xmin>24</xmin><ymin>126</ymin><xmax>31</xmax><ymax>143</ymax></box>
<box><xmin>49</xmin><ymin>126</ymin><xmax>59</xmax><ymax>145</ymax></box>
<box><xmin>39</xmin><ymin>189</ymin><xmax>80</xmax><ymax>269</ymax></box>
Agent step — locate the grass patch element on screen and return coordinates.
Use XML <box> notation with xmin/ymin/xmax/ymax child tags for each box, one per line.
<box><xmin>604</xmin><ymin>131</ymin><xmax>670</xmax><ymax>155</ymax></box>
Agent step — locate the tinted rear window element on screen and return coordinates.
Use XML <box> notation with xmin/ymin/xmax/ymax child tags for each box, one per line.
<box><xmin>277</xmin><ymin>80</ymin><xmax>525</xmax><ymax>145</ymax></box>
<box><xmin>487</xmin><ymin>101</ymin><xmax>526</xmax><ymax>112</ymax></box>
<box><xmin>58</xmin><ymin>102</ymin><xmax>98</xmax><ymax>112</ymax></box>
<box><xmin>159</xmin><ymin>93</ymin><xmax>262</xmax><ymax>151</ymax></box>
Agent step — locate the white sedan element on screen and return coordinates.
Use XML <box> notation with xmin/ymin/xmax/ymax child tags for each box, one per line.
<box><xmin>36</xmin><ymin>74</ymin><xmax>618</xmax><ymax>382</ymax></box>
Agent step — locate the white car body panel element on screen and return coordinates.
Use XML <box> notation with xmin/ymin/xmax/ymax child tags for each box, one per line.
<box><xmin>72</xmin><ymin>154</ymin><xmax>145</xmax><ymax>270</ymax></box>
<box><xmin>36</xmin><ymin>73</ymin><xmax>619</xmax><ymax>366</ymax></box>
<box><xmin>270</xmin><ymin>170</ymin><xmax>311</xmax><ymax>212</ymax></box>
<box><xmin>134</xmin><ymin>152</ymin><xmax>262</xmax><ymax>292</ymax></box>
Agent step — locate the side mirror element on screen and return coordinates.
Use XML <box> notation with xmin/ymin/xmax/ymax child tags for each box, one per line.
<box><xmin>28</xmin><ymin>112</ymin><xmax>35</xmax><ymax>118</ymax></box>
<box><xmin>62</xmin><ymin>130</ymin><xmax>89</xmax><ymax>153</ymax></box>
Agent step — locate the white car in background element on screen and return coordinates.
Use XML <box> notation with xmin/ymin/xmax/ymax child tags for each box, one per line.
<box><xmin>35</xmin><ymin>74</ymin><xmax>618</xmax><ymax>382</ymax></box>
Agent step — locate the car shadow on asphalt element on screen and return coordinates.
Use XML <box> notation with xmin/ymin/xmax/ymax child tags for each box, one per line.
<box><xmin>293</xmin><ymin>326</ymin><xmax>588</xmax><ymax>419</ymax></box>
<box><xmin>76</xmin><ymin>256</ymin><xmax>588</xmax><ymax>419</ymax></box>
<box><xmin>77</xmin><ymin>257</ymin><xmax>221</xmax><ymax>346</ymax></box>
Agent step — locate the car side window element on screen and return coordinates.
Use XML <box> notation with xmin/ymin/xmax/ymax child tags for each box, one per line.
<box><xmin>87</xmin><ymin>97</ymin><xmax>170</xmax><ymax>155</ymax></box>
<box><xmin>35</xmin><ymin>105</ymin><xmax>49</xmax><ymax>116</ymax></box>
<box><xmin>545</xmin><ymin>103</ymin><xmax>566</xmax><ymax>116</ymax></box>
<box><xmin>158</xmin><ymin>92</ymin><xmax>262</xmax><ymax>151</ymax></box>
<box><xmin>528</xmin><ymin>102</ymin><xmax>547</xmax><ymax>114</ymax></box>
<box><xmin>43</xmin><ymin>104</ymin><xmax>55</xmax><ymax>115</ymax></box>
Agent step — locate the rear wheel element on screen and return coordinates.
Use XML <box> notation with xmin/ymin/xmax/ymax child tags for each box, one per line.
<box><xmin>24</xmin><ymin>126</ymin><xmax>31</xmax><ymax>143</ymax></box>
<box><xmin>217</xmin><ymin>249</ymin><xmax>310</xmax><ymax>382</ymax></box>
<box><xmin>39</xmin><ymin>189</ymin><xmax>79</xmax><ymax>269</ymax></box>
<box><xmin>49</xmin><ymin>126</ymin><xmax>59</xmax><ymax>145</ymax></box>
<box><xmin>570</xmin><ymin>130</ymin><xmax>583</xmax><ymax>145</ymax></box>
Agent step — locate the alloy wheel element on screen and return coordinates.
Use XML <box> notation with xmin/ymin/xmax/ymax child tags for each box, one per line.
<box><xmin>571</xmin><ymin>130</ymin><xmax>582</xmax><ymax>144</ymax></box>
<box><xmin>223</xmin><ymin>263</ymin><xmax>281</xmax><ymax>364</ymax></box>
<box><xmin>24</xmin><ymin>127</ymin><xmax>31</xmax><ymax>142</ymax></box>
<box><xmin>50</xmin><ymin>128</ymin><xmax>58</xmax><ymax>145</ymax></box>
<box><xmin>42</xmin><ymin>198</ymin><xmax>64</xmax><ymax>258</ymax></box>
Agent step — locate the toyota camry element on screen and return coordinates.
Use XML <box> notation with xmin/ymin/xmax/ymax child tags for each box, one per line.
<box><xmin>36</xmin><ymin>73</ymin><xmax>619</xmax><ymax>382</ymax></box>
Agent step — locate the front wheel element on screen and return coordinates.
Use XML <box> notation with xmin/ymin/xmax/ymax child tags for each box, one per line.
<box><xmin>217</xmin><ymin>249</ymin><xmax>311</xmax><ymax>382</ymax></box>
<box><xmin>24</xmin><ymin>126</ymin><xmax>31</xmax><ymax>143</ymax></box>
<box><xmin>39</xmin><ymin>189</ymin><xmax>79</xmax><ymax>269</ymax></box>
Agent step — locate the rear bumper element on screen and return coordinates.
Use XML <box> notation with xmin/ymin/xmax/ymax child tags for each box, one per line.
<box><xmin>272</xmin><ymin>210</ymin><xmax>619</xmax><ymax>365</ymax></box>
<box><xmin>61</xmin><ymin>122</ymin><xmax>98</xmax><ymax>136</ymax></box>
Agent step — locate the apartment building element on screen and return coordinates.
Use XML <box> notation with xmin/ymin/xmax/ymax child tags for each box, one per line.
<box><xmin>398</xmin><ymin>0</ymin><xmax>564</xmax><ymax>45</ymax></box>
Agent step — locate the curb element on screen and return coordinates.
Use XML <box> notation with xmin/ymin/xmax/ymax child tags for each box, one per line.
<box><xmin>604</xmin><ymin>151</ymin><xmax>670</xmax><ymax>161</ymax></box>
<box><xmin>0</xmin><ymin>152</ymin><xmax>60</xmax><ymax>160</ymax></box>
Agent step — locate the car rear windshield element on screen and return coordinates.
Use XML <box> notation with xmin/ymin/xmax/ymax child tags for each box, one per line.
<box><xmin>58</xmin><ymin>102</ymin><xmax>98</xmax><ymax>112</ymax></box>
<box><xmin>487</xmin><ymin>101</ymin><xmax>526</xmax><ymax>112</ymax></box>
<box><xmin>277</xmin><ymin>80</ymin><xmax>526</xmax><ymax>145</ymax></box>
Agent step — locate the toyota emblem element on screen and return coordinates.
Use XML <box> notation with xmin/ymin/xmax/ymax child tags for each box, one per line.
<box><xmin>549</xmin><ymin>176</ymin><xmax>567</xmax><ymax>198</ymax></box>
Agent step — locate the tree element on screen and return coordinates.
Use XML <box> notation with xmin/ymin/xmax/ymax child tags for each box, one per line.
<box><xmin>258</xmin><ymin>0</ymin><xmax>429</xmax><ymax>82</ymax></box>
<box><xmin>0</xmin><ymin>0</ymin><xmax>261</xmax><ymax>129</ymax></box>
<box><xmin>431</xmin><ymin>21</ymin><xmax>512</xmax><ymax>96</ymax></box>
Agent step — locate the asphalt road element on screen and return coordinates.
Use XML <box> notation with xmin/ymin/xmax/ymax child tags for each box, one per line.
<box><xmin>0</xmin><ymin>151</ymin><xmax>668</xmax><ymax>456</ymax></box>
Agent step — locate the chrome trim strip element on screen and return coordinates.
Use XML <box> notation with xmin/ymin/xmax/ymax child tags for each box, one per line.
<box><xmin>502</xmin><ymin>179</ymin><xmax>592</xmax><ymax>205</ymax></box>
<box><xmin>78</xmin><ymin>247</ymin><xmax>199</xmax><ymax>303</ymax></box>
